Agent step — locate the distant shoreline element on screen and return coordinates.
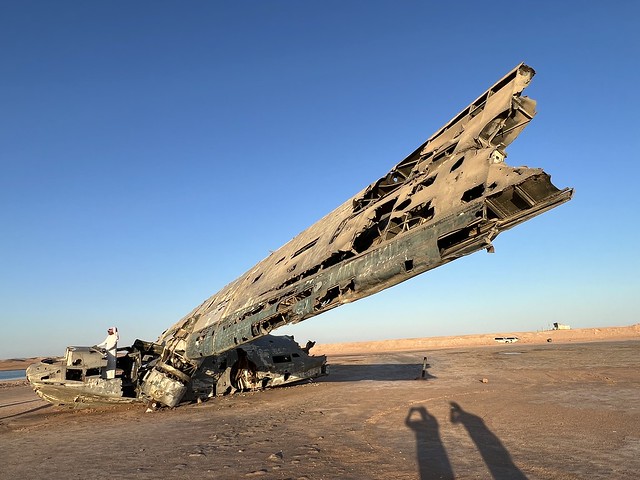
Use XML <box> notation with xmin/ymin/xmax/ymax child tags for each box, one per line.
<box><xmin>0</xmin><ymin>358</ymin><xmax>43</xmax><ymax>371</ymax></box>
<box><xmin>2</xmin><ymin>324</ymin><xmax>638</xmax><ymax>371</ymax></box>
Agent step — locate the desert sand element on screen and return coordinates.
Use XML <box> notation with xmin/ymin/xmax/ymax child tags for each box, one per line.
<box><xmin>2</xmin><ymin>325</ymin><xmax>639</xmax><ymax>479</ymax></box>
<box><xmin>311</xmin><ymin>324</ymin><xmax>640</xmax><ymax>355</ymax></box>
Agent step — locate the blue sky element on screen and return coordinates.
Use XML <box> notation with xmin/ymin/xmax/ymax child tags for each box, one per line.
<box><xmin>1</xmin><ymin>1</ymin><xmax>639</xmax><ymax>358</ymax></box>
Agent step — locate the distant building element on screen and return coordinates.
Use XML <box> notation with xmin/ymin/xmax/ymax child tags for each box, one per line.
<box><xmin>553</xmin><ymin>323</ymin><xmax>571</xmax><ymax>330</ymax></box>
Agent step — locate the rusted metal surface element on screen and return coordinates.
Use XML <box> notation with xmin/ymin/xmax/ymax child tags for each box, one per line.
<box><xmin>27</xmin><ymin>335</ymin><xmax>325</xmax><ymax>407</ymax></box>
<box><xmin>27</xmin><ymin>63</ymin><xmax>572</xmax><ymax>408</ymax></box>
<box><xmin>26</xmin><ymin>347</ymin><xmax>137</xmax><ymax>405</ymax></box>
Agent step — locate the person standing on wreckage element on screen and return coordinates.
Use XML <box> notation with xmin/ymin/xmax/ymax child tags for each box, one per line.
<box><xmin>96</xmin><ymin>326</ymin><xmax>119</xmax><ymax>379</ymax></box>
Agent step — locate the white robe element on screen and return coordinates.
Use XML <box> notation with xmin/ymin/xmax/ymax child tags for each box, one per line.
<box><xmin>97</xmin><ymin>333</ymin><xmax>118</xmax><ymax>379</ymax></box>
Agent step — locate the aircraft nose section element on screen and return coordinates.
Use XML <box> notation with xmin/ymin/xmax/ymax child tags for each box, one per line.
<box><xmin>26</xmin><ymin>360</ymin><xmax>60</xmax><ymax>384</ymax></box>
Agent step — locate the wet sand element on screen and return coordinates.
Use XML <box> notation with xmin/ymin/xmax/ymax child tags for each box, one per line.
<box><xmin>2</xmin><ymin>339</ymin><xmax>639</xmax><ymax>479</ymax></box>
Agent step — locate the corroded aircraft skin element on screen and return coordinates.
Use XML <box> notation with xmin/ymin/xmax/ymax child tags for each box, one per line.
<box><xmin>27</xmin><ymin>63</ymin><xmax>572</xmax><ymax>408</ymax></box>
<box><xmin>27</xmin><ymin>335</ymin><xmax>325</xmax><ymax>407</ymax></box>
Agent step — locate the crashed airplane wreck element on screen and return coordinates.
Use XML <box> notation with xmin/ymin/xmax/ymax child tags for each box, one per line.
<box><xmin>27</xmin><ymin>63</ymin><xmax>572</xmax><ymax>408</ymax></box>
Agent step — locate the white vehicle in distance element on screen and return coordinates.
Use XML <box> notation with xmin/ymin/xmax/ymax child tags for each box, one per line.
<box><xmin>494</xmin><ymin>337</ymin><xmax>519</xmax><ymax>344</ymax></box>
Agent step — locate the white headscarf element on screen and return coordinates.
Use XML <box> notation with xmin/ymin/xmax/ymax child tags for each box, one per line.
<box><xmin>110</xmin><ymin>326</ymin><xmax>120</xmax><ymax>341</ymax></box>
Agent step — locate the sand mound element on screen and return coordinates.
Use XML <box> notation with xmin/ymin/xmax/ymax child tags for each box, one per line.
<box><xmin>312</xmin><ymin>324</ymin><xmax>640</xmax><ymax>355</ymax></box>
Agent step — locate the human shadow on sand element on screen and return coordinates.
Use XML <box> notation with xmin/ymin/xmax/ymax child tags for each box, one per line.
<box><xmin>449</xmin><ymin>402</ymin><xmax>527</xmax><ymax>480</ymax></box>
<box><xmin>317</xmin><ymin>363</ymin><xmax>437</xmax><ymax>382</ymax></box>
<box><xmin>406</xmin><ymin>406</ymin><xmax>454</xmax><ymax>479</ymax></box>
<box><xmin>406</xmin><ymin>403</ymin><xmax>527</xmax><ymax>479</ymax></box>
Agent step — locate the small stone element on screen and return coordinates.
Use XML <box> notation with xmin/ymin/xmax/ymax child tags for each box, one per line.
<box><xmin>268</xmin><ymin>451</ymin><xmax>284</xmax><ymax>461</ymax></box>
<box><xmin>481</xmin><ymin>378</ymin><xmax>489</xmax><ymax>383</ymax></box>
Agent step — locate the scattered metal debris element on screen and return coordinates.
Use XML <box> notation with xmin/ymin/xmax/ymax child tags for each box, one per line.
<box><xmin>416</xmin><ymin>356</ymin><xmax>432</xmax><ymax>380</ymax></box>
<box><xmin>28</xmin><ymin>335</ymin><xmax>325</xmax><ymax>407</ymax></box>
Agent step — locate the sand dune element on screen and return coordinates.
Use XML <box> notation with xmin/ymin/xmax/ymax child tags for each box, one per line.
<box><xmin>312</xmin><ymin>323</ymin><xmax>640</xmax><ymax>355</ymax></box>
<box><xmin>0</xmin><ymin>358</ymin><xmax>43</xmax><ymax>372</ymax></box>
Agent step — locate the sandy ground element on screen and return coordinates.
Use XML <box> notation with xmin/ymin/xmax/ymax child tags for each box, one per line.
<box><xmin>1</xmin><ymin>335</ymin><xmax>639</xmax><ymax>479</ymax></box>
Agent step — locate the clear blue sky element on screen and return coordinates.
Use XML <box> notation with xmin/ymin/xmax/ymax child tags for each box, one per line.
<box><xmin>1</xmin><ymin>1</ymin><xmax>639</xmax><ymax>358</ymax></box>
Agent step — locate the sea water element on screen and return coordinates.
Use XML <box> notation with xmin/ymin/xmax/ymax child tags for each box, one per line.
<box><xmin>0</xmin><ymin>369</ymin><xmax>26</xmax><ymax>381</ymax></box>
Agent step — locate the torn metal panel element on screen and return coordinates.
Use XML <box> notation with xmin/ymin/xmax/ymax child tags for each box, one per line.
<box><xmin>191</xmin><ymin>335</ymin><xmax>327</xmax><ymax>399</ymax></box>
<box><xmin>27</xmin><ymin>63</ymin><xmax>572</xmax><ymax>408</ymax></box>
<box><xmin>27</xmin><ymin>335</ymin><xmax>325</xmax><ymax>407</ymax></box>
<box><xmin>26</xmin><ymin>347</ymin><xmax>139</xmax><ymax>406</ymax></box>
